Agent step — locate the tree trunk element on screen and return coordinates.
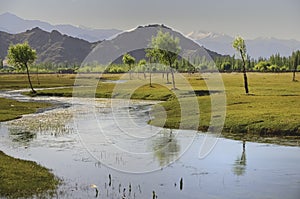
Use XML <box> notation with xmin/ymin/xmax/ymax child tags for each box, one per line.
<box><xmin>240</xmin><ymin>50</ymin><xmax>249</xmax><ymax>94</ymax></box>
<box><xmin>129</xmin><ymin>64</ymin><xmax>132</xmax><ymax>80</ymax></box>
<box><xmin>292</xmin><ymin>61</ymin><xmax>296</xmax><ymax>81</ymax></box>
<box><xmin>36</xmin><ymin>64</ymin><xmax>40</xmax><ymax>85</ymax></box>
<box><xmin>243</xmin><ymin>72</ymin><xmax>249</xmax><ymax>93</ymax></box>
<box><xmin>25</xmin><ymin>63</ymin><xmax>36</xmax><ymax>93</ymax></box>
<box><xmin>170</xmin><ymin>68</ymin><xmax>176</xmax><ymax>90</ymax></box>
<box><xmin>166</xmin><ymin>72</ymin><xmax>170</xmax><ymax>84</ymax></box>
<box><xmin>149</xmin><ymin>71</ymin><xmax>152</xmax><ymax>87</ymax></box>
<box><xmin>292</xmin><ymin>70</ymin><xmax>296</xmax><ymax>81</ymax></box>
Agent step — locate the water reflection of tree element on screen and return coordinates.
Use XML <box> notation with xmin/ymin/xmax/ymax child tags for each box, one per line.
<box><xmin>9</xmin><ymin>129</ymin><xmax>36</xmax><ymax>144</ymax></box>
<box><xmin>233</xmin><ymin>140</ymin><xmax>247</xmax><ymax>176</ymax></box>
<box><xmin>152</xmin><ymin>129</ymin><xmax>180</xmax><ymax>167</ymax></box>
<box><xmin>7</xmin><ymin>109</ymin><xmax>73</xmax><ymax>145</ymax></box>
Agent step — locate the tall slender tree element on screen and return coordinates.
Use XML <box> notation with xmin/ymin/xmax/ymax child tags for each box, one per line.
<box><xmin>7</xmin><ymin>42</ymin><xmax>37</xmax><ymax>93</ymax></box>
<box><xmin>233</xmin><ymin>36</ymin><xmax>249</xmax><ymax>94</ymax></box>
<box><xmin>146</xmin><ymin>48</ymin><xmax>160</xmax><ymax>87</ymax></box>
<box><xmin>148</xmin><ymin>30</ymin><xmax>181</xmax><ymax>90</ymax></box>
<box><xmin>122</xmin><ymin>53</ymin><xmax>135</xmax><ymax>80</ymax></box>
<box><xmin>292</xmin><ymin>50</ymin><xmax>300</xmax><ymax>81</ymax></box>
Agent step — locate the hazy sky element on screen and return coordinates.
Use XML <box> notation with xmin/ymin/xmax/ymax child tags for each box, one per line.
<box><xmin>1</xmin><ymin>0</ymin><xmax>299</xmax><ymax>40</ymax></box>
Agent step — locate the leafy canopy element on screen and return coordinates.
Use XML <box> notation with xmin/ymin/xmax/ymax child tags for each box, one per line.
<box><xmin>148</xmin><ymin>30</ymin><xmax>180</xmax><ymax>67</ymax></box>
<box><xmin>232</xmin><ymin>36</ymin><xmax>246</xmax><ymax>60</ymax></box>
<box><xmin>7</xmin><ymin>42</ymin><xmax>37</xmax><ymax>69</ymax></box>
<box><xmin>122</xmin><ymin>53</ymin><xmax>135</xmax><ymax>66</ymax></box>
<box><xmin>138</xmin><ymin>59</ymin><xmax>147</xmax><ymax>66</ymax></box>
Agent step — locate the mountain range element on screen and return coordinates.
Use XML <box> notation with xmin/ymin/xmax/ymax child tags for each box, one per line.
<box><xmin>0</xmin><ymin>27</ymin><xmax>98</xmax><ymax>64</ymax></box>
<box><xmin>1</xmin><ymin>12</ymin><xmax>299</xmax><ymax>63</ymax></box>
<box><xmin>0</xmin><ymin>25</ymin><xmax>223</xmax><ymax>65</ymax></box>
<box><xmin>84</xmin><ymin>24</ymin><xmax>223</xmax><ymax>66</ymax></box>
<box><xmin>187</xmin><ymin>30</ymin><xmax>300</xmax><ymax>59</ymax></box>
<box><xmin>0</xmin><ymin>12</ymin><xmax>121</xmax><ymax>42</ymax></box>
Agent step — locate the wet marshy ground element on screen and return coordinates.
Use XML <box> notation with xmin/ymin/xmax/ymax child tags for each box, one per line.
<box><xmin>0</xmin><ymin>91</ymin><xmax>299</xmax><ymax>198</ymax></box>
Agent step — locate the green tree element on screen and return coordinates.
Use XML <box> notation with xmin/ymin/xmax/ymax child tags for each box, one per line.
<box><xmin>233</xmin><ymin>36</ymin><xmax>249</xmax><ymax>94</ymax></box>
<box><xmin>138</xmin><ymin>59</ymin><xmax>146</xmax><ymax>66</ymax></box>
<box><xmin>268</xmin><ymin>64</ymin><xmax>280</xmax><ymax>72</ymax></box>
<box><xmin>254</xmin><ymin>61</ymin><xmax>271</xmax><ymax>72</ymax></box>
<box><xmin>7</xmin><ymin>42</ymin><xmax>37</xmax><ymax>93</ymax></box>
<box><xmin>146</xmin><ymin>48</ymin><xmax>160</xmax><ymax>87</ymax></box>
<box><xmin>138</xmin><ymin>59</ymin><xmax>147</xmax><ymax>79</ymax></box>
<box><xmin>221</xmin><ymin>61</ymin><xmax>232</xmax><ymax>71</ymax></box>
<box><xmin>148</xmin><ymin>30</ymin><xmax>181</xmax><ymax>90</ymax></box>
<box><xmin>122</xmin><ymin>53</ymin><xmax>135</xmax><ymax>79</ymax></box>
<box><xmin>292</xmin><ymin>50</ymin><xmax>300</xmax><ymax>81</ymax></box>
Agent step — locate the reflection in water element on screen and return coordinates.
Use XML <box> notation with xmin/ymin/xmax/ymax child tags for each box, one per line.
<box><xmin>152</xmin><ymin>129</ymin><xmax>180</xmax><ymax>167</ymax></box>
<box><xmin>179</xmin><ymin>177</ymin><xmax>183</xmax><ymax>190</ymax></box>
<box><xmin>233</xmin><ymin>140</ymin><xmax>247</xmax><ymax>176</ymax></box>
<box><xmin>9</xmin><ymin>129</ymin><xmax>36</xmax><ymax>144</ymax></box>
<box><xmin>1</xmin><ymin>95</ymin><xmax>300</xmax><ymax>199</ymax></box>
<box><xmin>7</xmin><ymin>108</ymin><xmax>73</xmax><ymax>145</ymax></box>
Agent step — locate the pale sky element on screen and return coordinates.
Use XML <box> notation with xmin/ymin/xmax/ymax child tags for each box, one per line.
<box><xmin>0</xmin><ymin>0</ymin><xmax>299</xmax><ymax>40</ymax></box>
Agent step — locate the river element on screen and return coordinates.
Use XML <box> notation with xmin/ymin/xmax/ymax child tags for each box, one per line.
<box><xmin>0</xmin><ymin>90</ymin><xmax>299</xmax><ymax>199</ymax></box>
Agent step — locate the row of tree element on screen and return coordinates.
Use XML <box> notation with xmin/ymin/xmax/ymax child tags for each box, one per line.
<box><xmin>5</xmin><ymin>32</ymin><xmax>299</xmax><ymax>94</ymax></box>
<box><xmin>214</xmin><ymin>51</ymin><xmax>300</xmax><ymax>73</ymax></box>
<box><xmin>122</xmin><ymin>30</ymin><xmax>180</xmax><ymax>89</ymax></box>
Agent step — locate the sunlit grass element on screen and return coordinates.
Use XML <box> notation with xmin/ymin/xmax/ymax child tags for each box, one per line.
<box><xmin>0</xmin><ymin>74</ymin><xmax>76</xmax><ymax>90</ymax></box>
<box><xmin>0</xmin><ymin>97</ymin><xmax>51</xmax><ymax>122</ymax></box>
<box><xmin>151</xmin><ymin>73</ymin><xmax>300</xmax><ymax>138</ymax></box>
<box><xmin>2</xmin><ymin>72</ymin><xmax>300</xmax><ymax>142</ymax></box>
<box><xmin>0</xmin><ymin>151</ymin><xmax>59</xmax><ymax>199</ymax></box>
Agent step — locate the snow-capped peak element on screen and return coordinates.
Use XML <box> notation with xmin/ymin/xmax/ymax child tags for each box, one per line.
<box><xmin>186</xmin><ymin>30</ymin><xmax>226</xmax><ymax>40</ymax></box>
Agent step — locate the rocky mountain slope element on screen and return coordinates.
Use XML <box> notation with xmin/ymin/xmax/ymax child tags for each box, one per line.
<box><xmin>1</xmin><ymin>25</ymin><xmax>224</xmax><ymax>66</ymax></box>
<box><xmin>0</xmin><ymin>27</ymin><xmax>97</xmax><ymax>65</ymax></box>
<box><xmin>83</xmin><ymin>24</ymin><xmax>225</xmax><ymax>65</ymax></box>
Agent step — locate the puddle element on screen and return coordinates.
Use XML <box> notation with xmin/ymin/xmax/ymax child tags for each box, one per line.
<box><xmin>101</xmin><ymin>79</ymin><xmax>127</xmax><ymax>84</ymax></box>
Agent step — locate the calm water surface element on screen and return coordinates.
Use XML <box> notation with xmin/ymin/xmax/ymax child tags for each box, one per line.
<box><xmin>0</xmin><ymin>91</ymin><xmax>299</xmax><ymax>199</ymax></box>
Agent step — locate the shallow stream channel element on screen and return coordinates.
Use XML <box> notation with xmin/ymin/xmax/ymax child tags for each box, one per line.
<box><xmin>0</xmin><ymin>89</ymin><xmax>299</xmax><ymax>199</ymax></box>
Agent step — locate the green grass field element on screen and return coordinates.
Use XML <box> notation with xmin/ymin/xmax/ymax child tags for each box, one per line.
<box><xmin>0</xmin><ymin>97</ymin><xmax>51</xmax><ymax>122</ymax></box>
<box><xmin>0</xmin><ymin>72</ymin><xmax>299</xmax><ymax>198</ymax></box>
<box><xmin>0</xmin><ymin>151</ymin><xmax>59</xmax><ymax>199</ymax></box>
<box><xmin>153</xmin><ymin>73</ymin><xmax>300</xmax><ymax>145</ymax></box>
<box><xmin>0</xmin><ymin>98</ymin><xmax>57</xmax><ymax>199</ymax></box>
<box><xmin>26</xmin><ymin>72</ymin><xmax>299</xmax><ymax>137</ymax></box>
<box><xmin>1</xmin><ymin>72</ymin><xmax>300</xmax><ymax>140</ymax></box>
<box><xmin>0</xmin><ymin>74</ymin><xmax>76</xmax><ymax>90</ymax></box>
<box><xmin>0</xmin><ymin>75</ymin><xmax>64</xmax><ymax>199</ymax></box>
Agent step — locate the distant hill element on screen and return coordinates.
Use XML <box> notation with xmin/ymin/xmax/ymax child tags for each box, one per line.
<box><xmin>0</xmin><ymin>25</ymin><xmax>225</xmax><ymax>66</ymax></box>
<box><xmin>187</xmin><ymin>30</ymin><xmax>300</xmax><ymax>59</ymax></box>
<box><xmin>0</xmin><ymin>12</ymin><xmax>121</xmax><ymax>42</ymax></box>
<box><xmin>2</xmin><ymin>12</ymin><xmax>300</xmax><ymax>59</ymax></box>
<box><xmin>83</xmin><ymin>24</ymin><xmax>226</xmax><ymax>65</ymax></box>
<box><xmin>0</xmin><ymin>27</ymin><xmax>97</xmax><ymax>64</ymax></box>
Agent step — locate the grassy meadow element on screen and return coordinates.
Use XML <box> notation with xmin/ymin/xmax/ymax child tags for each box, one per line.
<box><xmin>0</xmin><ymin>98</ymin><xmax>58</xmax><ymax>198</ymax></box>
<box><xmin>1</xmin><ymin>72</ymin><xmax>299</xmax><ymax>139</ymax></box>
<box><xmin>0</xmin><ymin>151</ymin><xmax>60</xmax><ymax>199</ymax></box>
<box><xmin>0</xmin><ymin>97</ymin><xmax>51</xmax><ymax>122</ymax></box>
<box><xmin>0</xmin><ymin>74</ymin><xmax>66</xmax><ymax>198</ymax></box>
<box><xmin>0</xmin><ymin>72</ymin><xmax>299</xmax><ymax>198</ymax></box>
<box><xmin>13</xmin><ymin>72</ymin><xmax>299</xmax><ymax>142</ymax></box>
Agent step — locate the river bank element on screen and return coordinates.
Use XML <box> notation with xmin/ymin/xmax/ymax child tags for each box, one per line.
<box><xmin>0</xmin><ymin>94</ymin><xmax>299</xmax><ymax>199</ymax></box>
<box><xmin>18</xmin><ymin>72</ymin><xmax>300</xmax><ymax>139</ymax></box>
<box><xmin>0</xmin><ymin>97</ymin><xmax>60</xmax><ymax>199</ymax></box>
